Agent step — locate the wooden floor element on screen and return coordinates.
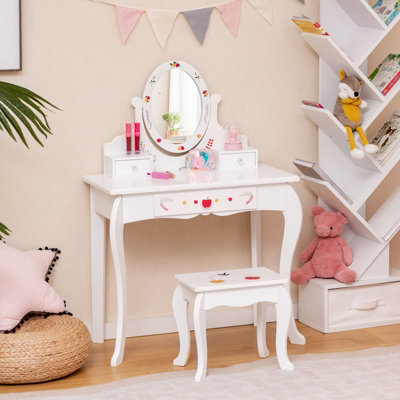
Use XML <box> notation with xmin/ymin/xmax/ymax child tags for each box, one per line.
<box><xmin>1</xmin><ymin>321</ymin><xmax>400</xmax><ymax>394</ymax></box>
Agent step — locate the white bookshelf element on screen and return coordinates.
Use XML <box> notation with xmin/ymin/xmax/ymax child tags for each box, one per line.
<box><xmin>297</xmin><ymin>0</ymin><xmax>400</xmax><ymax>332</ymax></box>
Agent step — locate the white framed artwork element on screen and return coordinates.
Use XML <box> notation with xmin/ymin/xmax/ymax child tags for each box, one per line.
<box><xmin>0</xmin><ymin>0</ymin><xmax>21</xmax><ymax>70</ymax></box>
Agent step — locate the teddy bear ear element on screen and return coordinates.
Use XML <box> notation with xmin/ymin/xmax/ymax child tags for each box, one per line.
<box><xmin>312</xmin><ymin>206</ymin><xmax>325</xmax><ymax>216</ymax></box>
<box><xmin>336</xmin><ymin>212</ymin><xmax>348</xmax><ymax>224</ymax></box>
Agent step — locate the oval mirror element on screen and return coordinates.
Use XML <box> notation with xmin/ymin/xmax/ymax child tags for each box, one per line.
<box><xmin>142</xmin><ymin>60</ymin><xmax>210</xmax><ymax>154</ymax></box>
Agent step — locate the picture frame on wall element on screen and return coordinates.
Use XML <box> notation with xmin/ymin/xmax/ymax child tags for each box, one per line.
<box><xmin>0</xmin><ymin>0</ymin><xmax>21</xmax><ymax>71</ymax></box>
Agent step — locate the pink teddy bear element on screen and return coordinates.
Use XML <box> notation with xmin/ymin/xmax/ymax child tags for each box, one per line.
<box><xmin>291</xmin><ymin>206</ymin><xmax>356</xmax><ymax>285</ymax></box>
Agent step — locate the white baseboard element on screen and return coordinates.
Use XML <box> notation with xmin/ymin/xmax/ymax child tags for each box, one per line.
<box><xmin>100</xmin><ymin>303</ymin><xmax>299</xmax><ymax>340</ymax></box>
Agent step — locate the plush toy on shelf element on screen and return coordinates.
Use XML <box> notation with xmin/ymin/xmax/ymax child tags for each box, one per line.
<box><xmin>291</xmin><ymin>205</ymin><xmax>356</xmax><ymax>285</ymax></box>
<box><xmin>333</xmin><ymin>69</ymin><xmax>378</xmax><ymax>160</ymax></box>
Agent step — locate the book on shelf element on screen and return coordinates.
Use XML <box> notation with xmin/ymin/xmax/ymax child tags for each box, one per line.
<box><xmin>291</xmin><ymin>16</ymin><xmax>329</xmax><ymax>35</ymax></box>
<box><xmin>301</xmin><ymin>100</ymin><xmax>324</xmax><ymax>109</ymax></box>
<box><xmin>371</xmin><ymin>0</ymin><xmax>400</xmax><ymax>26</ymax></box>
<box><xmin>293</xmin><ymin>158</ymin><xmax>353</xmax><ymax>204</ymax></box>
<box><xmin>370</xmin><ymin>111</ymin><xmax>400</xmax><ymax>164</ymax></box>
<box><xmin>369</xmin><ymin>53</ymin><xmax>400</xmax><ymax>96</ymax></box>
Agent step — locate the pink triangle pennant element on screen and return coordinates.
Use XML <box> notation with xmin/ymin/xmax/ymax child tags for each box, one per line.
<box><xmin>115</xmin><ymin>6</ymin><xmax>144</xmax><ymax>43</ymax></box>
<box><xmin>216</xmin><ymin>0</ymin><xmax>242</xmax><ymax>37</ymax></box>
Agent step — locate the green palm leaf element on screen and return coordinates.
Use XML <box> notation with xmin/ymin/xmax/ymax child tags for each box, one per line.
<box><xmin>0</xmin><ymin>222</ymin><xmax>11</xmax><ymax>240</ymax></box>
<box><xmin>0</xmin><ymin>81</ymin><xmax>59</xmax><ymax>148</ymax></box>
<box><xmin>0</xmin><ymin>82</ymin><xmax>59</xmax><ymax>238</ymax></box>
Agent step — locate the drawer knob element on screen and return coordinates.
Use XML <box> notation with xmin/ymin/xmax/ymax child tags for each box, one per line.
<box><xmin>131</xmin><ymin>165</ymin><xmax>137</xmax><ymax>172</ymax></box>
<box><xmin>237</xmin><ymin>158</ymin><xmax>243</xmax><ymax>166</ymax></box>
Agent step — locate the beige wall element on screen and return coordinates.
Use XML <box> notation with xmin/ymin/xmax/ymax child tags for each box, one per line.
<box><xmin>1</xmin><ymin>0</ymin><xmax>398</xmax><ymax>331</ymax></box>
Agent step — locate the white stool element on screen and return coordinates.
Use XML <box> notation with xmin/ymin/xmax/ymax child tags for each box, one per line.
<box><xmin>172</xmin><ymin>267</ymin><xmax>294</xmax><ymax>382</ymax></box>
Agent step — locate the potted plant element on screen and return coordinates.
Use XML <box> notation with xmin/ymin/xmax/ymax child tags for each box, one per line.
<box><xmin>162</xmin><ymin>112</ymin><xmax>181</xmax><ymax>139</ymax></box>
<box><xmin>0</xmin><ymin>80</ymin><xmax>58</xmax><ymax>239</ymax></box>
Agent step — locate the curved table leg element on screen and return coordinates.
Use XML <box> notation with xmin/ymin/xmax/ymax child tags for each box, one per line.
<box><xmin>193</xmin><ymin>293</ymin><xmax>207</xmax><ymax>382</ymax></box>
<box><xmin>281</xmin><ymin>185</ymin><xmax>306</xmax><ymax>345</ymax></box>
<box><xmin>172</xmin><ymin>285</ymin><xmax>191</xmax><ymax>366</ymax></box>
<box><xmin>275</xmin><ymin>286</ymin><xmax>294</xmax><ymax>371</ymax></box>
<box><xmin>90</xmin><ymin>187</ymin><xmax>106</xmax><ymax>343</ymax></box>
<box><xmin>109</xmin><ymin>196</ymin><xmax>128</xmax><ymax>367</ymax></box>
<box><xmin>256</xmin><ymin>301</ymin><xmax>269</xmax><ymax>358</ymax></box>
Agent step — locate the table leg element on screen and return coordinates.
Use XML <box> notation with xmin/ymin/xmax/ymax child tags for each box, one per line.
<box><xmin>193</xmin><ymin>293</ymin><xmax>207</xmax><ymax>382</ymax></box>
<box><xmin>275</xmin><ymin>286</ymin><xmax>294</xmax><ymax>371</ymax></box>
<box><xmin>109</xmin><ymin>196</ymin><xmax>127</xmax><ymax>367</ymax></box>
<box><xmin>256</xmin><ymin>302</ymin><xmax>269</xmax><ymax>358</ymax></box>
<box><xmin>281</xmin><ymin>185</ymin><xmax>306</xmax><ymax>345</ymax></box>
<box><xmin>90</xmin><ymin>187</ymin><xmax>106</xmax><ymax>344</ymax></box>
<box><xmin>251</xmin><ymin>210</ymin><xmax>262</xmax><ymax>325</ymax></box>
<box><xmin>172</xmin><ymin>285</ymin><xmax>190</xmax><ymax>367</ymax></box>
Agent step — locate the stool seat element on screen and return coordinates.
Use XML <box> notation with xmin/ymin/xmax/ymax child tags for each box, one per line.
<box><xmin>172</xmin><ymin>267</ymin><xmax>294</xmax><ymax>382</ymax></box>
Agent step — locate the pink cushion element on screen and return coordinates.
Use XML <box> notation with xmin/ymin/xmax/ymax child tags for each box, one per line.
<box><xmin>0</xmin><ymin>242</ymin><xmax>66</xmax><ymax>331</ymax></box>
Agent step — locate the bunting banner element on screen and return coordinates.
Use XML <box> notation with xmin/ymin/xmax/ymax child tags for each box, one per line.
<box><xmin>216</xmin><ymin>0</ymin><xmax>241</xmax><ymax>37</ymax></box>
<box><xmin>115</xmin><ymin>6</ymin><xmax>144</xmax><ymax>43</ymax></box>
<box><xmin>183</xmin><ymin>8</ymin><xmax>213</xmax><ymax>45</ymax></box>
<box><xmin>146</xmin><ymin>9</ymin><xmax>179</xmax><ymax>49</ymax></box>
<box><xmin>90</xmin><ymin>0</ymin><xmax>274</xmax><ymax>48</ymax></box>
<box><xmin>247</xmin><ymin>0</ymin><xmax>273</xmax><ymax>24</ymax></box>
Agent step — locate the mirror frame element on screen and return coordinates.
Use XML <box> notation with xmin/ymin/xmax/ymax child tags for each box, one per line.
<box><xmin>142</xmin><ymin>60</ymin><xmax>210</xmax><ymax>154</ymax></box>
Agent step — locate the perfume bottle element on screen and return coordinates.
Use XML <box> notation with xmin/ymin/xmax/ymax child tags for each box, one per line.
<box><xmin>126</xmin><ymin>123</ymin><xmax>132</xmax><ymax>154</ymax></box>
<box><xmin>134</xmin><ymin>122</ymin><xmax>140</xmax><ymax>154</ymax></box>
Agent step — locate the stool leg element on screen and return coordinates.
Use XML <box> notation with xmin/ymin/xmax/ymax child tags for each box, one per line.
<box><xmin>193</xmin><ymin>293</ymin><xmax>207</xmax><ymax>382</ymax></box>
<box><xmin>172</xmin><ymin>285</ymin><xmax>190</xmax><ymax>367</ymax></box>
<box><xmin>256</xmin><ymin>302</ymin><xmax>269</xmax><ymax>358</ymax></box>
<box><xmin>275</xmin><ymin>286</ymin><xmax>294</xmax><ymax>371</ymax></box>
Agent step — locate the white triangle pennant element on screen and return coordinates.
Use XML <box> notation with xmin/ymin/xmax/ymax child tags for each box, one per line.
<box><xmin>247</xmin><ymin>0</ymin><xmax>273</xmax><ymax>24</ymax></box>
<box><xmin>146</xmin><ymin>9</ymin><xmax>179</xmax><ymax>49</ymax></box>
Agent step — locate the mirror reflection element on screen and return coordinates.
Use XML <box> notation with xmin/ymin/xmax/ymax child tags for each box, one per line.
<box><xmin>151</xmin><ymin>69</ymin><xmax>201</xmax><ymax>144</ymax></box>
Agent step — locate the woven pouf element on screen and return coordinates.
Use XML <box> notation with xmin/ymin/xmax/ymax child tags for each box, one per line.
<box><xmin>0</xmin><ymin>314</ymin><xmax>92</xmax><ymax>384</ymax></box>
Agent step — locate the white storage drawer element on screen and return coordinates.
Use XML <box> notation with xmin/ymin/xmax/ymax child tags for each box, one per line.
<box><xmin>328</xmin><ymin>282</ymin><xmax>400</xmax><ymax>329</ymax></box>
<box><xmin>217</xmin><ymin>148</ymin><xmax>258</xmax><ymax>171</ymax></box>
<box><xmin>114</xmin><ymin>158</ymin><xmax>150</xmax><ymax>176</ymax></box>
<box><xmin>298</xmin><ymin>271</ymin><xmax>400</xmax><ymax>333</ymax></box>
<box><xmin>104</xmin><ymin>154</ymin><xmax>152</xmax><ymax>177</ymax></box>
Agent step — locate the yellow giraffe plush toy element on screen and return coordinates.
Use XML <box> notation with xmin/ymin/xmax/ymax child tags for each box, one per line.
<box><xmin>333</xmin><ymin>70</ymin><xmax>378</xmax><ymax>159</ymax></box>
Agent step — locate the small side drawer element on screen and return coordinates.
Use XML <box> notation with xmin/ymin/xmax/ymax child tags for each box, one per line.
<box><xmin>217</xmin><ymin>148</ymin><xmax>258</xmax><ymax>171</ymax></box>
<box><xmin>154</xmin><ymin>187</ymin><xmax>257</xmax><ymax>217</ymax></box>
<box><xmin>114</xmin><ymin>158</ymin><xmax>151</xmax><ymax>176</ymax></box>
<box><xmin>104</xmin><ymin>154</ymin><xmax>152</xmax><ymax>177</ymax></box>
<box><xmin>328</xmin><ymin>282</ymin><xmax>400</xmax><ymax>329</ymax></box>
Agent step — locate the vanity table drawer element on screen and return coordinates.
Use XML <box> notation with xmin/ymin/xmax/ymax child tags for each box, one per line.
<box><xmin>114</xmin><ymin>158</ymin><xmax>150</xmax><ymax>176</ymax></box>
<box><xmin>104</xmin><ymin>154</ymin><xmax>152</xmax><ymax>177</ymax></box>
<box><xmin>154</xmin><ymin>187</ymin><xmax>257</xmax><ymax>217</ymax></box>
<box><xmin>217</xmin><ymin>148</ymin><xmax>258</xmax><ymax>171</ymax></box>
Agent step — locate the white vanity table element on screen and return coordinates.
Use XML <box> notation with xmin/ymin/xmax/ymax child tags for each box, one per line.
<box><xmin>83</xmin><ymin>60</ymin><xmax>306</xmax><ymax>366</ymax></box>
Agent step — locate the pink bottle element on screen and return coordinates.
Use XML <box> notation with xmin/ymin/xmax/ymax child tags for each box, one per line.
<box><xmin>134</xmin><ymin>122</ymin><xmax>140</xmax><ymax>154</ymax></box>
<box><xmin>126</xmin><ymin>123</ymin><xmax>132</xmax><ymax>154</ymax></box>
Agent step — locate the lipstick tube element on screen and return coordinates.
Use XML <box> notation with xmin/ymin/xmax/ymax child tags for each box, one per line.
<box><xmin>126</xmin><ymin>123</ymin><xmax>132</xmax><ymax>154</ymax></box>
<box><xmin>134</xmin><ymin>122</ymin><xmax>140</xmax><ymax>154</ymax></box>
